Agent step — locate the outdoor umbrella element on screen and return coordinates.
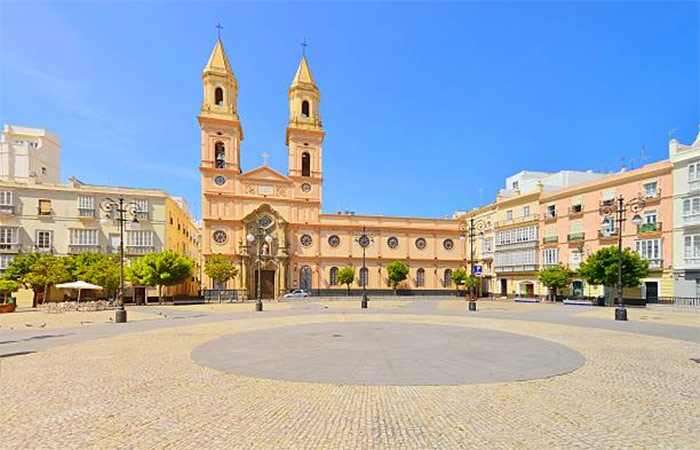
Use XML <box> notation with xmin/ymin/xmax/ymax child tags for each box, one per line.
<box><xmin>55</xmin><ymin>281</ymin><xmax>103</xmax><ymax>303</ymax></box>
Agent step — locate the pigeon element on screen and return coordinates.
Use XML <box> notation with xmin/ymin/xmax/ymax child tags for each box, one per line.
<box><xmin>39</xmin><ymin>323</ymin><xmax>46</xmax><ymax>328</ymax></box>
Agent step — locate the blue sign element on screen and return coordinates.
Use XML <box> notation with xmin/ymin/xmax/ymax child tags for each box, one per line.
<box><xmin>472</xmin><ymin>265</ymin><xmax>483</xmax><ymax>276</ymax></box>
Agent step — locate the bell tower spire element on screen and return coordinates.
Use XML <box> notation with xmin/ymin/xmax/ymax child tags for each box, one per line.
<box><xmin>286</xmin><ymin>42</ymin><xmax>325</xmax><ymax>201</ymax></box>
<box><xmin>199</xmin><ymin>29</ymin><xmax>244</xmax><ymax>184</ymax></box>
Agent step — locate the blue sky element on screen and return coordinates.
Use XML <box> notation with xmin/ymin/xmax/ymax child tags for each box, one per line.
<box><xmin>1</xmin><ymin>1</ymin><xmax>698</xmax><ymax>219</ymax></box>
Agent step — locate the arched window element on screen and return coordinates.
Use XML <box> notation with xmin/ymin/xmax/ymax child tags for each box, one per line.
<box><xmin>215</xmin><ymin>87</ymin><xmax>224</xmax><ymax>106</ymax></box>
<box><xmin>214</xmin><ymin>142</ymin><xmax>226</xmax><ymax>169</ymax></box>
<box><xmin>359</xmin><ymin>267</ymin><xmax>368</xmax><ymax>287</ymax></box>
<box><xmin>301</xmin><ymin>152</ymin><xmax>311</xmax><ymax>177</ymax></box>
<box><xmin>300</xmin><ymin>265</ymin><xmax>312</xmax><ymax>291</ymax></box>
<box><xmin>329</xmin><ymin>267</ymin><xmax>339</xmax><ymax>286</ymax></box>
<box><xmin>444</xmin><ymin>269</ymin><xmax>452</xmax><ymax>287</ymax></box>
<box><xmin>416</xmin><ymin>268</ymin><xmax>425</xmax><ymax>287</ymax></box>
<box><xmin>301</xmin><ymin>100</ymin><xmax>310</xmax><ymax>117</ymax></box>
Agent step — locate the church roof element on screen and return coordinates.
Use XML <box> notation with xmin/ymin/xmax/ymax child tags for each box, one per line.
<box><xmin>239</xmin><ymin>165</ymin><xmax>292</xmax><ymax>183</ymax></box>
<box><xmin>204</xmin><ymin>38</ymin><xmax>234</xmax><ymax>75</ymax></box>
<box><xmin>291</xmin><ymin>56</ymin><xmax>316</xmax><ymax>87</ymax></box>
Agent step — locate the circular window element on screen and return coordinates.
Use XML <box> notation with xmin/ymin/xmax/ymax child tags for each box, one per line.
<box><xmin>259</xmin><ymin>215</ymin><xmax>273</xmax><ymax>229</ymax></box>
<box><xmin>415</xmin><ymin>238</ymin><xmax>427</xmax><ymax>250</ymax></box>
<box><xmin>358</xmin><ymin>235</ymin><xmax>371</xmax><ymax>248</ymax></box>
<box><xmin>387</xmin><ymin>236</ymin><xmax>399</xmax><ymax>249</ymax></box>
<box><xmin>443</xmin><ymin>239</ymin><xmax>454</xmax><ymax>250</ymax></box>
<box><xmin>328</xmin><ymin>235</ymin><xmax>340</xmax><ymax>247</ymax></box>
<box><xmin>212</xmin><ymin>230</ymin><xmax>228</xmax><ymax>245</ymax></box>
<box><xmin>301</xmin><ymin>183</ymin><xmax>312</xmax><ymax>193</ymax></box>
<box><xmin>214</xmin><ymin>175</ymin><xmax>226</xmax><ymax>186</ymax></box>
<box><xmin>300</xmin><ymin>234</ymin><xmax>313</xmax><ymax>247</ymax></box>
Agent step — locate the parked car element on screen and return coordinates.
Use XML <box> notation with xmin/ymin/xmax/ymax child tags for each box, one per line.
<box><xmin>283</xmin><ymin>289</ymin><xmax>311</xmax><ymax>299</ymax></box>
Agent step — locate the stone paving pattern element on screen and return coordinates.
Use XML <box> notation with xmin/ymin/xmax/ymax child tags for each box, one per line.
<box><xmin>1</xmin><ymin>299</ymin><xmax>698</xmax><ymax>450</ymax></box>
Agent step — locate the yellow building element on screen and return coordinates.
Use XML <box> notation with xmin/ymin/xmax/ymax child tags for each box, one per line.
<box><xmin>199</xmin><ymin>38</ymin><xmax>469</xmax><ymax>298</ymax></box>
<box><xmin>454</xmin><ymin>203</ymin><xmax>496</xmax><ymax>296</ymax></box>
<box><xmin>0</xmin><ymin>145</ymin><xmax>201</xmax><ymax>306</ymax></box>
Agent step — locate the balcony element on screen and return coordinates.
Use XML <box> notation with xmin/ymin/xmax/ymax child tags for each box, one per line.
<box><xmin>683</xmin><ymin>214</ymin><xmax>700</xmax><ymax>226</ymax></box>
<box><xmin>638</xmin><ymin>222</ymin><xmax>662</xmax><ymax>235</ymax></box>
<box><xmin>598</xmin><ymin>230</ymin><xmax>618</xmax><ymax>241</ymax></box>
<box><xmin>542</xmin><ymin>235</ymin><xmax>558</xmax><ymax>244</ymax></box>
<box><xmin>543</xmin><ymin>211</ymin><xmax>557</xmax><ymax>222</ymax></box>
<box><xmin>0</xmin><ymin>204</ymin><xmax>14</xmax><ymax>215</ymax></box>
<box><xmin>568</xmin><ymin>205</ymin><xmax>584</xmax><ymax>217</ymax></box>
<box><xmin>68</xmin><ymin>244</ymin><xmax>102</xmax><ymax>254</ymax></box>
<box><xmin>567</xmin><ymin>233</ymin><xmax>585</xmax><ymax>242</ymax></box>
<box><xmin>640</xmin><ymin>189</ymin><xmax>661</xmax><ymax>204</ymax></box>
<box><xmin>78</xmin><ymin>208</ymin><xmax>96</xmax><ymax>219</ymax></box>
<box><xmin>0</xmin><ymin>243</ymin><xmax>20</xmax><ymax>253</ymax></box>
<box><xmin>689</xmin><ymin>179</ymin><xmax>700</xmax><ymax>192</ymax></box>
<box><xmin>646</xmin><ymin>259</ymin><xmax>663</xmax><ymax>269</ymax></box>
<box><xmin>125</xmin><ymin>245</ymin><xmax>155</xmax><ymax>255</ymax></box>
<box><xmin>495</xmin><ymin>214</ymin><xmax>539</xmax><ymax>228</ymax></box>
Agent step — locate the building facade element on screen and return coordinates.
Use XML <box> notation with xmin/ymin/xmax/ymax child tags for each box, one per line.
<box><xmin>1</xmin><ymin>124</ymin><xmax>61</xmax><ymax>184</ymax></box>
<box><xmin>670</xmin><ymin>133</ymin><xmax>700</xmax><ymax>297</ymax></box>
<box><xmin>199</xmin><ymin>38</ymin><xmax>468</xmax><ymax>298</ymax></box>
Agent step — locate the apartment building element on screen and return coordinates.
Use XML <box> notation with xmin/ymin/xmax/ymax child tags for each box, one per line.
<box><xmin>0</xmin><ymin>124</ymin><xmax>60</xmax><ymax>184</ymax></box>
<box><xmin>670</xmin><ymin>132</ymin><xmax>700</xmax><ymax>297</ymax></box>
<box><xmin>454</xmin><ymin>203</ymin><xmax>496</xmax><ymax>296</ymax></box>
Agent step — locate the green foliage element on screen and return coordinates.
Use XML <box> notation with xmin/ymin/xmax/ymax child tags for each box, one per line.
<box><xmin>2</xmin><ymin>253</ymin><xmax>41</xmax><ymax>288</ymax></box>
<box><xmin>579</xmin><ymin>246</ymin><xmax>650</xmax><ymax>289</ymax></box>
<box><xmin>23</xmin><ymin>255</ymin><xmax>72</xmax><ymax>304</ymax></box>
<box><xmin>538</xmin><ymin>264</ymin><xmax>574</xmax><ymax>289</ymax></box>
<box><xmin>205</xmin><ymin>254</ymin><xmax>238</xmax><ymax>287</ymax></box>
<box><xmin>336</xmin><ymin>266</ymin><xmax>356</xmax><ymax>293</ymax></box>
<box><xmin>68</xmin><ymin>253</ymin><xmax>120</xmax><ymax>298</ymax></box>
<box><xmin>386</xmin><ymin>260</ymin><xmax>409</xmax><ymax>290</ymax></box>
<box><xmin>0</xmin><ymin>279</ymin><xmax>20</xmax><ymax>302</ymax></box>
<box><xmin>128</xmin><ymin>251</ymin><xmax>194</xmax><ymax>303</ymax></box>
<box><xmin>451</xmin><ymin>268</ymin><xmax>468</xmax><ymax>287</ymax></box>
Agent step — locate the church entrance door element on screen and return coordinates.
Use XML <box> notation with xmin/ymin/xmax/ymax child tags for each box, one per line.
<box><xmin>255</xmin><ymin>270</ymin><xmax>276</xmax><ymax>299</ymax></box>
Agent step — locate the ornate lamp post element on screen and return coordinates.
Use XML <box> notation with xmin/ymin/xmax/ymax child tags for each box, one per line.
<box><xmin>354</xmin><ymin>226</ymin><xmax>374</xmax><ymax>309</ymax></box>
<box><xmin>460</xmin><ymin>218</ymin><xmax>485</xmax><ymax>311</ymax></box>
<box><xmin>246</xmin><ymin>223</ymin><xmax>273</xmax><ymax>312</ymax></box>
<box><xmin>99</xmin><ymin>197</ymin><xmax>139</xmax><ymax>323</ymax></box>
<box><xmin>599</xmin><ymin>195</ymin><xmax>645</xmax><ymax>321</ymax></box>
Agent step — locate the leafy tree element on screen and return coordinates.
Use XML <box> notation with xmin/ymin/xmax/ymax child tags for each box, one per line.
<box><xmin>0</xmin><ymin>279</ymin><xmax>20</xmax><ymax>303</ymax></box>
<box><xmin>23</xmin><ymin>255</ymin><xmax>71</xmax><ymax>305</ymax></box>
<box><xmin>386</xmin><ymin>261</ymin><xmax>409</xmax><ymax>292</ymax></box>
<box><xmin>2</xmin><ymin>253</ymin><xmax>42</xmax><ymax>306</ymax></box>
<box><xmin>336</xmin><ymin>266</ymin><xmax>356</xmax><ymax>294</ymax></box>
<box><xmin>451</xmin><ymin>268</ymin><xmax>468</xmax><ymax>294</ymax></box>
<box><xmin>205</xmin><ymin>254</ymin><xmax>238</xmax><ymax>288</ymax></box>
<box><xmin>68</xmin><ymin>253</ymin><xmax>120</xmax><ymax>299</ymax></box>
<box><xmin>538</xmin><ymin>264</ymin><xmax>574</xmax><ymax>301</ymax></box>
<box><xmin>128</xmin><ymin>251</ymin><xmax>194</xmax><ymax>304</ymax></box>
<box><xmin>578</xmin><ymin>246</ymin><xmax>650</xmax><ymax>305</ymax></box>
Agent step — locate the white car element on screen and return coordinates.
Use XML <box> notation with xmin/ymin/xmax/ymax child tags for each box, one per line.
<box><xmin>283</xmin><ymin>289</ymin><xmax>311</xmax><ymax>299</ymax></box>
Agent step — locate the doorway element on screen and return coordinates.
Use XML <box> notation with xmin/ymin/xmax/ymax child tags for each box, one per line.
<box><xmin>255</xmin><ymin>270</ymin><xmax>276</xmax><ymax>299</ymax></box>
<box><xmin>644</xmin><ymin>281</ymin><xmax>659</xmax><ymax>303</ymax></box>
<box><xmin>500</xmin><ymin>279</ymin><xmax>507</xmax><ymax>296</ymax></box>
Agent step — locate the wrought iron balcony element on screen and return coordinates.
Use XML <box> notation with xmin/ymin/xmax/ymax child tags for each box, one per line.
<box><xmin>68</xmin><ymin>244</ymin><xmax>102</xmax><ymax>254</ymax></box>
<box><xmin>567</xmin><ymin>233</ymin><xmax>585</xmax><ymax>242</ymax></box>
<box><xmin>542</xmin><ymin>235</ymin><xmax>558</xmax><ymax>244</ymax></box>
<box><xmin>638</xmin><ymin>222</ymin><xmax>662</xmax><ymax>234</ymax></box>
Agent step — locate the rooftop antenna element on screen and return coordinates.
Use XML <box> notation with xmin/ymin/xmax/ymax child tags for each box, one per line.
<box><xmin>215</xmin><ymin>22</ymin><xmax>224</xmax><ymax>40</ymax></box>
<box><xmin>640</xmin><ymin>145</ymin><xmax>649</xmax><ymax>162</ymax></box>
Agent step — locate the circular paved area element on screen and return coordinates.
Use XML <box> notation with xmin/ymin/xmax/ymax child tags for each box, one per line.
<box><xmin>192</xmin><ymin>321</ymin><xmax>585</xmax><ymax>385</ymax></box>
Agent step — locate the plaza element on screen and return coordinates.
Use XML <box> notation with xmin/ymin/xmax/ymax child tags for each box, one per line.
<box><xmin>1</xmin><ymin>299</ymin><xmax>698</xmax><ymax>449</ymax></box>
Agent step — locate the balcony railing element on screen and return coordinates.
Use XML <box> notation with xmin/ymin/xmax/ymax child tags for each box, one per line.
<box><xmin>689</xmin><ymin>179</ymin><xmax>700</xmax><ymax>192</ymax></box>
<box><xmin>68</xmin><ymin>244</ymin><xmax>102</xmax><ymax>254</ymax></box>
<box><xmin>544</xmin><ymin>211</ymin><xmax>557</xmax><ymax>221</ymax></box>
<box><xmin>0</xmin><ymin>243</ymin><xmax>20</xmax><ymax>252</ymax></box>
<box><xmin>646</xmin><ymin>258</ymin><xmax>662</xmax><ymax>268</ymax></box>
<box><xmin>0</xmin><ymin>204</ymin><xmax>14</xmax><ymax>214</ymax></box>
<box><xmin>640</xmin><ymin>189</ymin><xmax>661</xmax><ymax>201</ymax></box>
<box><xmin>568</xmin><ymin>206</ymin><xmax>584</xmax><ymax>216</ymax></box>
<box><xmin>495</xmin><ymin>214</ymin><xmax>539</xmax><ymax>228</ymax></box>
<box><xmin>542</xmin><ymin>235</ymin><xmax>558</xmax><ymax>244</ymax></box>
<box><xmin>638</xmin><ymin>222</ymin><xmax>662</xmax><ymax>234</ymax></box>
<box><xmin>78</xmin><ymin>208</ymin><xmax>96</xmax><ymax>218</ymax></box>
<box><xmin>598</xmin><ymin>230</ymin><xmax>618</xmax><ymax>240</ymax></box>
<box><xmin>567</xmin><ymin>233</ymin><xmax>585</xmax><ymax>242</ymax></box>
<box><xmin>125</xmin><ymin>245</ymin><xmax>155</xmax><ymax>255</ymax></box>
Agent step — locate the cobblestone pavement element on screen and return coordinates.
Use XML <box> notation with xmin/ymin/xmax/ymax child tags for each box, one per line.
<box><xmin>1</xmin><ymin>308</ymin><xmax>698</xmax><ymax>449</ymax></box>
<box><xmin>0</xmin><ymin>308</ymin><xmax>163</xmax><ymax>331</ymax></box>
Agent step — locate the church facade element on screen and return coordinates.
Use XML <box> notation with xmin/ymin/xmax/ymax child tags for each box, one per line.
<box><xmin>199</xmin><ymin>38</ymin><xmax>468</xmax><ymax>298</ymax></box>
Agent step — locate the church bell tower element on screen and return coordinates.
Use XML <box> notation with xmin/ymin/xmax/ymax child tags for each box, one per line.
<box><xmin>286</xmin><ymin>52</ymin><xmax>325</xmax><ymax>198</ymax></box>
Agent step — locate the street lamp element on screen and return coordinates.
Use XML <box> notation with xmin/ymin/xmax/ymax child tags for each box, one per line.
<box><xmin>460</xmin><ymin>218</ymin><xmax>486</xmax><ymax>311</ymax></box>
<box><xmin>99</xmin><ymin>197</ymin><xmax>139</xmax><ymax>323</ymax></box>
<box><xmin>599</xmin><ymin>195</ymin><xmax>645</xmax><ymax>321</ymax></box>
<box><xmin>246</xmin><ymin>225</ymin><xmax>273</xmax><ymax>312</ymax></box>
<box><xmin>354</xmin><ymin>226</ymin><xmax>374</xmax><ymax>309</ymax></box>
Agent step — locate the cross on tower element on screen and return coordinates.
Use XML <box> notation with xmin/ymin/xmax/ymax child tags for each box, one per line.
<box><xmin>215</xmin><ymin>23</ymin><xmax>224</xmax><ymax>39</ymax></box>
<box><xmin>300</xmin><ymin>38</ymin><xmax>308</xmax><ymax>57</ymax></box>
<box><xmin>261</xmin><ymin>151</ymin><xmax>270</xmax><ymax>165</ymax></box>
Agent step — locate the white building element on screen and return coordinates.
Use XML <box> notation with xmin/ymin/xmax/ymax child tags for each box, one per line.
<box><xmin>670</xmin><ymin>132</ymin><xmax>700</xmax><ymax>297</ymax></box>
<box><xmin>0</xmin><ymin>125</ymin><xmax>61</xmax><ymax>184</ymax></box>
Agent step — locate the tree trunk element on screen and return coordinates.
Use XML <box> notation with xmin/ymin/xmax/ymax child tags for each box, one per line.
<box><xmin>158</xmin><ymin>285</ymin><xmax>163</xmax><ymax>305</ymax></box>
<box><xmin>43</xmin><ymin>284</ymin><xmax>49</xmax><ymax>305</ymax></box>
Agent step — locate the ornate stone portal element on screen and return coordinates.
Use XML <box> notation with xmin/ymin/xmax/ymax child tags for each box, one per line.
<box><xmin>240</xmin><ymin>204</ymin><xmax>288</xmax><ymax>299</ymax></box>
